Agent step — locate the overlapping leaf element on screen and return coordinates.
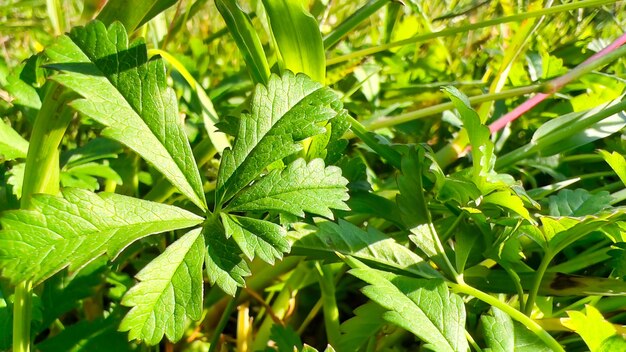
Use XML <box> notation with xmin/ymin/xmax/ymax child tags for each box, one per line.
<box><xmin>290</xmin><ymin>219</ymin><xmax>439</xmax><ymax>279</ymax></box>
<box><xmin>45</xmin><ymin>20</ymin><xmax>206</xmax><ymax>210</ymax></box>
<box><xmin>221</xmin><ymin>214</ymin><xmax>288</xmax><ymax>264</ymax></box>
<box><xmin>481</xmin><ymin>307</ymin><xmax>551</xmax><ymax>352</ymax></box>
<box><xmin>215</xmin><ymin>71</ymin><xmax>344</xmax><ymax>206</ymax></box>
<box><xmin>226</xmin><ymin>158</ymin><xmax>349</xmax><ymax>218</ymax></box>
<box><xmin>120</xmin><ymin>229</ymin><xmax>204</xmax><ymax>345</ymax></box>
<box><xmin>345</xmin><ymin>256</ymin><xmax>468</xmax><ymax>352</ymax></box>
<box><xmin>0</xmin><ymin>188</ymin><xmax>203</xmax><ymax>286</ymax></box>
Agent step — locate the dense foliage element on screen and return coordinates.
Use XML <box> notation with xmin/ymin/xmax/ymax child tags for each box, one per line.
<box><xmin>1</xmin><ymin>0</ymin><xmax>626</xmax><ymax>351</ymax></box>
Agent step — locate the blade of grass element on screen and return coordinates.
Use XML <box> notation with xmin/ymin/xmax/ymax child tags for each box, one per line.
<box><xmin>262</xmin><ymin>0</ymin><xmax>326</xmax><ymax>83</ymax></box>
<box><xmin>326</xmin><ymin>0</ymin><xmax>617</xmax><ymax>66</ymax></box>
<box><xmin>323</xmin><ymin>0</ymin><xmax>390</xmax><ymax>49</ymax></box>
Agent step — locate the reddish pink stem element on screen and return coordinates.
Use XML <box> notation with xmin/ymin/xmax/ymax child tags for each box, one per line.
<box><xmin>488</xmin><ymin>32</ymin><xmax>626</xmax><ymax>134</ymax></box>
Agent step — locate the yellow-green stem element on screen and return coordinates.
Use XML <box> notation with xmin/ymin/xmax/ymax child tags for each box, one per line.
<box><xmin>449</xmin><ymin>280</ymin><xmax>564</xmax><ymax>352</ymax></box>
<box><xmin>13</xmin><ymin>83</ymin><xmax>74</xmax><ymax>352</ymax></box>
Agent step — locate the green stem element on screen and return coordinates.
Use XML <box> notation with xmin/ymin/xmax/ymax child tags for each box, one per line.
<box><xmin>449</xmin><ymin>280</ymin><xmax>564</xmax><ymax>352</ymax></box>
<box><xmin>13</xmin><ymin>82</ymin><xmax>75</xmax><ymax>352</ymax></box>
<box><xmin>525</xmin><ymin>252</ymin><xmax>554</xmax><ymax>316</ymax></box>
<box><xmin>347</xmin><ymin>115</ymin><xmax>402</xmax><ymax>168</ymax></box>
<box><xmin>208</xmin><ymin>288</ymin><xmax>241</xmax><ymax>352</ymax></box>
<box><xmin>315</xmin><ymin>263</ymin><xmax>341</xmax><ymax>346</ymax></box>
<box><xmin>345</xmin><ymin>85</ymin><xmax>539</xmax><ymax>138</ymax></box>
<box><xmin>326</xmin><ymin>0</ymin><xmax>617</xmax><ymax>65</ymax></box>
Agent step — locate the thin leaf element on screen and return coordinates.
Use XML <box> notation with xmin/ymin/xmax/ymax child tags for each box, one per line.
<box><xmin>215</xmin><ymin>71</ymin><xmax>344</xmax><ymax>206</ymax></box>
<box><xmin>216</xmin><ymin>0</ymin><xmax>271</xmax><ymax>85</ymax></box>
<box><xmin>0</xmin><ymin>188</ymin><xmax>203</xmax><ymax>286</ymax></box>
<box><xmin>226</xmin><ymin>158</ymin><xmax>349</xmax><ymax>218</ymax></box>
<box><xmin>120</xmin><ymin>229</ymin><xmax>205</xmax><ymax>345</ymax></box>
<box><xmin>97</xmin><ymin>0</ymin><xmax>177</xmax><ymax>32</ymax></box>
<box><xmin>345</xmin><ymin>256</ymin><xmax>468</xmax><ymax>352</ymax></box>
<box><xmin>45</xmin><ymin>21</ymin><xmax>207</xmax><ymax>210</ymax></box>
<box><xmin>262</xmin><ymin>0</ymin><xmax>326</xmax><ymax>83</ymax></box>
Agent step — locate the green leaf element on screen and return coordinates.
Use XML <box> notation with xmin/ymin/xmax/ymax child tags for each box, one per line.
<box><xmin>262</xmin><ymin>0</ymin><xmax>326</xmax><ymax>83</ymax></box>
<box><xmin>0</xmin><ymin>120</ymin><xmax>28</xmax><ymax>160</ymax></box>
<box><xmin>0</xmin><ymin>188</ymin><xmax>203</xmax><ymax>286</ymax></box>
<box><xmin>45</xmin><ymin>21</ymin><xmax>207</xmax><ymax>210</ymax></box>
<box><xmin>268</xmin><ymin>325</ymin><xmax>303</xmax><ymax>352</ymax></box>
<box><xmin>227</xmin><ymin>158</ymin><xmax>349</xmax><ymax>218</ymax></box>
<box><xmin>336</xmin><ymin>302</ymin><xmax>386</xmax><ymax>352</ymax></box>
<box><xmin>345</xmin><ymin>256</ymin><xmax>468</xmax><ymax>352</ymax></box>
<box><xmin>396</xmin><ymin>146</ymin><xmax>430</xmax><ymax>228</ymax></box>
<box><xmin>120</xmin><ymin>229</ymin><xmax>205</xmax><ymax>345</ymax></box>
<box><xmin>203</xmin><ymin>216</ymin><xmax>251</xmax><ymax>296</ymax></box>
<box><xmin>442</xmin><ymin>86</ymin><xmax>494</xmax><ymax>187</ymax></box>
<box><xmin>290</xmin><ymin>219</ymin><xmax>439</xmax><ymax>279</ymax></box>
<box><xmin>216</xmin><ymin>0</ymin><xmax>271</xmax><ymax>85</ymax></box>
<box><xmin>483</xmin><ymin>190</ymin><xmax>533</xmax><ymax>223</ymax></box>
<box><xmin>598</xmin><ymin>335</ymin><xmax>626</xmax><ymax>352</ymax></box>
<box><xmin>216</xmin><ymin>71</ymin><xmax>344</xmax><ymax>206</ymax></box>
<box><xmin>547</xmin><ymin>189</ymin><xmax>612</xmax><ymax>217</ymax></box>
<box><xmin>97</xmin><ymin>0</ymin><xmax>177</xmax><ymax>32</ymax></box>
<box><xmin>481</xmin><ymin>307</ymin><xmax>551</xmax><ymax>352</ymax></box>
<box><xmin>37</xmin><ymin>312</ymin><xmax>134</xmax><ymax>352</ymax></box>
<box><xmin>599</xmin><ymin>150</ymin><xmax>626</xmax><ymax>187</ymax></box>
<box><xmin>561</xmin><ymin>305</ymin><xmax>615</xmax><ymax>352</ymax></box>
<box><xmin>221</xmin><ymin>214</ymin><xmax>288</xmax><ymax>264</ymax></box>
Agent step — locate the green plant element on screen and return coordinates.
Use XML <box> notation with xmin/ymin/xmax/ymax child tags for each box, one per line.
<box><xmin>1</xmin><ymin>1</ymin><xmax>626</xmax><ymax>351</ymax></box>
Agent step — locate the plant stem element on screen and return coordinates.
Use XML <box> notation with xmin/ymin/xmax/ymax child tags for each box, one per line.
<box><xmin>208</xmin><ymin>288</ymin><xmax>241</xmax><ymax>352</ymax></box>
<box><xmin>449</xmin><ymin>280</ymin><xmax>564</xmax><ymax>352</ymax></box>
<box><xmin>326</xmin><ymin>0</ymin><xmax>617</xmax><ymax>65</ymax></box>
<box><xmin>13</xmin><ymin>82</ymin><xmax>75</xmax><ymax>352</ymax></box>
<box><xmin>315</xmin><ymin>262</ymin><xmax>341</xmax><ymax>346</ymax></box>
<box><xmin>525</xmin><ymin>252</ymin><xmax>554</xmax><ymax>316</ymax></box>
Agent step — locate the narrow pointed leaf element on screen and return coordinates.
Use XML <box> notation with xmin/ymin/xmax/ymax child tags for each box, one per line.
<box><xmin>216</xmin><ymin>72</ymin><xmax>345</xmax><ymax>206</ymax></box>
<box><xmin>216</xmin><ymin>0</ymin><xmax>271</xmax><ymax>85</ymax></box>
<box><xmin>221</xmin><ymin>213</ymin><xmax>288</xmax><ymax>264</ymax></box>
<box><xmin>227</xmin><ymin>158</ymin><xmax>349</xmax><ymax>218</ymax></box>
<box><xmin>97</xmin><ymin>0</ymin><xmax>178</xmax><ymax>32</ymax></box>
<box><xmin>120</xmin><ymin>229</ymin><xmax>204</xmax><ymax>345</ymax></box>
<box><xmin>345</xmin><ymin>256</ymin><xmax>468</xmax><ymax>352</ymax></box>
<box><xmin>45</xmin><ymin>21</ymin><xmax>207</xmax><ymax>210</ymax></box>
<box><xmin>0</xmin><ymin>188</ymin><xmax>203</xmax><ymax>286</ymax></box>
<box><xmin>262</xmin><ymin>0</ymin><xmax>326</xmax><ymax>83</ymax></box>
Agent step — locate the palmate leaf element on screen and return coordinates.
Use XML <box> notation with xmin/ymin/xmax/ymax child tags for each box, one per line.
<box><xmin>0</xmin><ymin>188</ymin><xmax>203</xmax><ymax>286</ymax></box>
<box><xmin>215</xmin><ymin>71</ymin><xmax>345</xmax><ymax>206</ymax></box>
<box><xmin>120</xmin><ymin>229</ymin><xmax>204</xmax><ymax>345</ymax></box>
<box><xmin>561</xmin><ymin>305</ymin><xmax>617</xmax><ymax>351</ymax></box>
<box><xmin>45</xmin><ymin>20</ymin><xmax>206</xmax><ymax>210</ymax></box>
<box><xmin>226</xmin><ymin>158</ymin><xmax>349</xmax><ymax>218</ymax></box>
<box><xmin>345</xmin><ymin>256</ymin><xmax>468</xmax><ymax>352</ymax></box>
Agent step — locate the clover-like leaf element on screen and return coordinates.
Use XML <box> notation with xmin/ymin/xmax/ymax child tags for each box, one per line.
<box><xmin>120</xmin><ymin>229</ymin><xmax>204</xmax><ymax>345</ymax></box>
<box><xmin>226</xmin><ymin>158</ymin><xmax>349</xmax><ymax>218</ymax></box>
<box><xmin>215</xmin><ymin>71</ymin><xmax>344</xmax><ymax>206</ymax></box>
<box><xmin>45</xmin><ymin>20</ymin><xmax>206</xmax><ymax>210</ymax></box>
<box><xmin>0</xmin><ymin>188</ymin><xmax>203</xmax><ymax>286</ymax></box>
